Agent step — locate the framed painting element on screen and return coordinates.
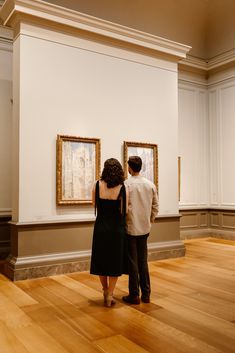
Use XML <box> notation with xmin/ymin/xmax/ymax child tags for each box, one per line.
<box><xmin>123</xmin><ymin>141</ymin><xmax>158</xmax><ymax>188</ymax></box>
<box><xmin>56</xmin><ymin>135</ymin><xmax>100</xmax><ymax>205</ymax></box>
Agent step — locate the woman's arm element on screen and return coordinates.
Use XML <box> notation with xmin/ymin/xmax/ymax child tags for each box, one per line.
<box><xmin>91</xmin><ymin>181</ymin><xmax>97</xmax><ymax>207</ymax></box>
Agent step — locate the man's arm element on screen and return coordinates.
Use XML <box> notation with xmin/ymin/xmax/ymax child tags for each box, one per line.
<box><xmin>150</xmin><ymin>187</ymin><xmax>159</xmax><ymax>222</ymax></box>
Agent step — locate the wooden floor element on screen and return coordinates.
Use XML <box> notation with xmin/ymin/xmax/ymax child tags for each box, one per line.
<box><xmin>1</xmin><ymin>238</ymin><xmax>235</xmax><ymax>353</ymax></box>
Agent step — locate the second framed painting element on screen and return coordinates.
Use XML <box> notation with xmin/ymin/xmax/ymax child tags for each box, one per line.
<box><xmin>123</xmin><ymin>141</ymin><xmax>158</xmax><ymax>188</ymax></box>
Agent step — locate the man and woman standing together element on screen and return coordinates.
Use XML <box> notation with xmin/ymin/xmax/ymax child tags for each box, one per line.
<box><xmin>90</xmin><ymin>156</ymin><xmax>159</xmax><ymax>307</ymax></box>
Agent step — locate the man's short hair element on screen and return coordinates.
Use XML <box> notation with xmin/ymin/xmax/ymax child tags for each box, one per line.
<box><xmin>128</xmin><ymin>156</ymin><xmax>142</xmax><ymax>173</ymax></box>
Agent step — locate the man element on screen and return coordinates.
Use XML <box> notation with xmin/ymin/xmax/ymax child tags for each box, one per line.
<box><xmin>123</xmin><ymin>156</ymin><xmax>159</xmax><ymax>304</ymax></box>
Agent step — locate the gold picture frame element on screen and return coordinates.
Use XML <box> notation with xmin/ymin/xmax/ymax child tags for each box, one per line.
<box><xmin>56</xmin><ymin>135</ymin><xmax>100</xmax><ymax>205</ymax></box>
<box><xmin>178</xmin><ymin>156</ymin><xmax>181</xmax><ymax>201</ymax></box>
<box><xmin>123</xmin><ymin>141</ymin><xmax>158</xmax><ymax>189</ymax></box>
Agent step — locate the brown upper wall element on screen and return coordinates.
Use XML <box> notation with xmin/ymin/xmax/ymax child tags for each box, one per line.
<box><xmin>41</xmin><ymin>0</ymin><xmax>234</xmax><ymax>60</ymax></box>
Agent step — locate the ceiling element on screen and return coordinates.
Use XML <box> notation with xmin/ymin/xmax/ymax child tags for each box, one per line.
<box><xmin>1</xmin><ymin>0</ymin><xmax>235</xmax><ymax>59</ymax></box>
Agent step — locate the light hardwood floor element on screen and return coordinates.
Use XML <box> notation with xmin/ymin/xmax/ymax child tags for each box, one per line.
<box><xmin>0</xmin><ymin>238</ymin><xmax>235</xmax><ymax>353</ymax></box>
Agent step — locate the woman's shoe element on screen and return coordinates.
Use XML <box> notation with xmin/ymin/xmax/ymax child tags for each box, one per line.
<box><xmin>106</xmin><ymin>294</ymin><xmax>116</xmax><ymax>307</ymax></box>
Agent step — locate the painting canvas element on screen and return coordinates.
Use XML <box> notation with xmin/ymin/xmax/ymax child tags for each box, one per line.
<box><xmin>123</xmin><ymin>141</ymin><xmax>158</xmax><ymax>188</ymax></box>
<box><xmin>57</xmin><ymin>135</ymin><xmax>100</xmax><ymax>205</ymax></box>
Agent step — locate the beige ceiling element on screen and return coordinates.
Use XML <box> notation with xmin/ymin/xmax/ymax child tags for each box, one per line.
<box><xmin>1</xmin><ymin>0</ymin><xmax>234</xmax><ymax>59</ymax></box>
<box><xmin>42</xmin><ymin>0</ymin><xmax>235</xmax><ymax>59</ymax></box>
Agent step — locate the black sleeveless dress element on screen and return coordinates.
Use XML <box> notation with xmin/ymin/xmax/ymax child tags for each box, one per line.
<box><xmin>90</xmin><ymin>181</ymin><xmax>128</xmax><ymax>277</ymax></box>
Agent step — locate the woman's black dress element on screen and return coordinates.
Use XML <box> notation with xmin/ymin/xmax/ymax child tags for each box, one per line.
<box><xmin>90</xmin><ymin>181</ymin><xmax>127</xmax><ymax>277</ymax></box>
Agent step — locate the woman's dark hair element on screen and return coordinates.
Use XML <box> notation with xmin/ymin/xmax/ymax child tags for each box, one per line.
<box><xmin>128</xmin><ymin>156</ymin><xmax>142</xmax><ymax>173</ymax></box>
<box><xmin>101</xmin><ymin>158</ymin><xmax>124</xmax><ymax>188</ymax></box>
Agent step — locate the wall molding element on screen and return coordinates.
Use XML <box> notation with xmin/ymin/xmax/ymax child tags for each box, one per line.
<box><xmin>5</xmin><ymin>239</ymin><xmax>185</xmax><ymax>281</ymax></box>
<box><xmin>180</xmin><ymin>208</ymin><xmax>235</xmax><ymax>241</ymax></box>
<box><xmin>0</xmin><ymin>0</ymin><xmax>190</xmax><ymax>61</ymax></box>
<box><xmin>9</xmin><ymin>213</ymin><xmax>180</xmax><ymax>227</ymax></box>
<box><xmin>0</xmin><ymin>24</ymin><xmax>13</xmax><ymax>51</ymax></box>
<box><xmin>180</xmin><ymin>50</ymin><xmax>235</xmax><ymax>74</ymax></box>
<box><xmin>3</xmin><ymin>215</ymin><xmax>184</xmax><ymax>280</ymax></box>
<box><xmin>7</xmin><ymin>239</ymin><xmax>184</xmax><ymax>268</ymax></box>
<box><xmin>0</xmin><ymin>208</ymin><xmax>12</xmax><ymax>216</ymax></box>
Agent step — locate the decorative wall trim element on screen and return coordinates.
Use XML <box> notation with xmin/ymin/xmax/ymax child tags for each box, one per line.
<box><xmin>148</xmin><ymin>239</ymin><xmax>184</xmax><ymax>250</ymax></box>
<box><xmin>0</xmin><ymin>25</ymin><xmax>13</xmax><ymax>51</ymax></box>
<box><xmin>0</xmin><ymin>0</ymin><xmax>190</xmax><ymax>60</ymax></box>
<box><xmin>7</xmin><ymin>239</ymin><xmax>184</xmax><ymax>268</ymax></box>
<box><xmin>208</xmin><ymin>49</ymin><xmax>235</xmax><ymax>70</ymax></box>
<box><xmin>180</xmin><ymin>55</ymin><xmax>207</xmax><ymax>71</ymax></box>
<box><xmin>8</xmin><ymin>249</ymin><xmax>91</xmax><ymax>267</ymax></box>
<box><xmin>4</xmin><ymin>215</ymin><xmax>183</xmax><ymax>280</ymax></box>
<box><xmin>9</xmin><ymin>213</ymin><xmax>180</xmax><ymax>227</ymax></box>
<box><xmin>0</xmin><ymin>208</ymin><xmax>12</xmax><ymax>216</ymax></box>
<box><xmin>5</xmin><ymin>255</ymin><xmax>91</xmax><ymax>281</ymax></box>
<box><xmin>5</xmin><ymin>239</ymin><xmax>185</xmax><ymax>281</ymax></box>
<box><xmin>10</xmin><ymin>217</ymin><xmax>96</xmax><ymax>226</ymax></box>
<box><xmin>180</xmin><ymin>229</ymin><xmax>211</xmax><ymax>240</ymax></box>
<box><xmin>180</xmin><ymin>208</ymin><xmax>235</xmax><ymax>240</ymax></box>
<box><xmin>180</xmin><ymin>50</ymin><xmax>235</xmax><ymax>74</ymax></box>
<box><xmin>210</xmin><ymin>229</ymin><xmax>235</xmax><ymax>241</ymax></box>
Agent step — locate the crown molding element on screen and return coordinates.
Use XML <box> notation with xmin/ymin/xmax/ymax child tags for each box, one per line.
<box><xmin>208</xmin><ymin>48</ymin><xmax>235</xmax><ymax>70</ymax></box>
<box><xmin>0</xmin><ymin>24</ymin><xmax>13</xmax><ymax>50</ymax></box>
<box><xmin>0</xmin><ymin>0</ymin><xmax>190</xmax><ymax>60</ymax></box>
<box><xmin>180</xmin><ymin>55</ymin><xmax>207</xmax><ymax>71</ymax></box>
<box><xmin>180</xmin><ymin>49</ymin><xmax>235</xmax><ymax>74</ymax></box>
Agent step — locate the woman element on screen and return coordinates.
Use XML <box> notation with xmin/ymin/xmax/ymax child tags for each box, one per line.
<box><xmin>90</xmin><ymin>158</ymin><xmax>128</xmax><ymax>307</ymax></box>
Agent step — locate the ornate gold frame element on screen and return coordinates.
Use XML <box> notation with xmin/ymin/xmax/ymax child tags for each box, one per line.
<box><xmin>123</xmin><ymin>141</ymin><xmax>158</xmax><ymax>189</ymax></box>
<box><xmin>56</xmin><ymin>135</ymin><xmax>100</xmax><ymax>205</ymax></box>
<box><xmin>178</xmin><ymin>156</ymin><xmax>181</xmax><ymax>201</ymax></box>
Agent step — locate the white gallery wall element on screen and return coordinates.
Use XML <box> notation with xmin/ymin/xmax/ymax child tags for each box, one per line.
<box><xmin>0</xmin><ymin>26</ymin><xmax>12</xmax><ymax>217</ymax></box>
<box><xmin>209</xmin><ymin>69</ymin><xmax>235</xmax><ymax>209</ymax></box>
<box><xmin>3</xmin><ymin>38</ymin><xmax>235</xmax><ymax>223</ymax></box>
<box><xmin>178</xmin><ymin>77</ymin><xmax>210</xmax><ymax>208</ymax></box>
<box><xmin>178</xmin><ymin>66</ymin><xmax>235</xmax><ymax>210</ymax></box>
<box><xmin>12</xmin><ymin>26</ymin><xmax>180</xmax><ymax>223</ymax></box>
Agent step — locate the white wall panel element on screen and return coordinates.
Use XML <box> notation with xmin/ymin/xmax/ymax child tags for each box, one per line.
<box><xmin>16</xmin><ymin>34</ymin><xmax>179</xmax><ymax>222</ymax></box>
<box><xmin>209</xmin><ymin>89</ymin><xmax>219</xmax><ymax>206</ymax></box>
<box><xmin>178</xmin><ymin>87</ymin><xmax>197</xmax><ymax>205</ymax></box>
<box><xmin>208</xmin><ymin>76</ymin><xmax>235</xmax><ymax>209</ymax></box>
<box><xmin>220</xmin><ymin>84</ymin><xmax>235</xmax><ymax>206</ymax></box>
<box><xmin>178</xmin><ymin>83</ymin><xmax>209</xmax><ymax>208</ymax></box>
<box><xmin>198</xmin><ymin>90</ymin><xmax>209</xmax><ymax>205</ymax></box>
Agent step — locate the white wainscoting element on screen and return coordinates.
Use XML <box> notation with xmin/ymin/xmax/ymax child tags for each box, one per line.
<box><xmin>178</xmin><ymin>82</ymin><xmax>209</xmax><ymax>208</ymax></box>
<box><xmin>209</xmin><ymin>80</ymin><xmax>235</xmax><ymax>208</ymax></box>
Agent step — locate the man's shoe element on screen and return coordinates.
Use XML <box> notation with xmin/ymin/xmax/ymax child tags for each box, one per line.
<box><xmin>122</xmin><ymin>295</ymin><xmax>140</xmax><ymax>304</ymax></box>
<box><xmin>141</xmin><ymin>296</ymin><xmax>150</xmax><ymax>303</ymax></box>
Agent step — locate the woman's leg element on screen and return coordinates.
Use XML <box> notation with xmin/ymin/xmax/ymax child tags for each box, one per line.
<box><xmin>99</xmin><ymin>276</ymin><xmax>108</xmax><ymax>304</ymax></box>
<box><xmin>108</xmin><ymin>276</ymin><xmax>118</xmax><ymax>295</ymax></box>
<box><xmin>99</xmin><ymin>275</ymin><xmax>108</xmax><ymax>290</ymax></box>
<box><xmin>106</xmin><ymin>276</ymin><xmax>118</xmax><ymax>307</ymax></box>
